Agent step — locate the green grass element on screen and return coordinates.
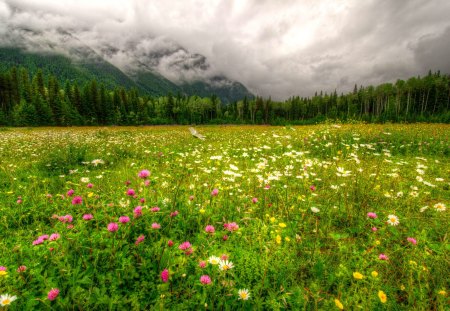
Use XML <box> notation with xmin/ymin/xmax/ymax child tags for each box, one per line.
<box><xmin>0</xmin><ymin>124</ymin><xmax>449</xmax><ymax>310</ymax></box>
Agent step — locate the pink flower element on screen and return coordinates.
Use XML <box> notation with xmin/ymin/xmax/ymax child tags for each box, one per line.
<box><xmin>372</xmin><ymin>227</ymin><xmax>378</xmax><ymax>232</ymax></box>
<box><xmin>17</xmin><ymin>199</ymin><xmax>22</xmax><ymax>204</ymax></box>
<box><xmin>161</xmin><ymin>269</ymin><xmax>169</xmax><ymax>282</ymax></box>
<box><xmin>139</xmin><ymin>198</ymin><xmax>145</xmax><ymax>203</ymax></box>
<box><xmin>39</xmin><ymin>235</ymin><xmax>49</xmax><ymax>240</ymax></box>
<box><xmin>379</xmin><ymin>254</ymin><xmax>389</xmax><ymax>260</ymax></box>
<box><xmin>220</xmin><ymin>254</ymin><xmax>229</xmax><ymax>260</ymax></box>
<box><xmin>264</xmin><ymin>184</ymin><xmax>271</xmax><ymax>190</ymax></box>
<box><xmin>83</xmin><ymin>214</ymin><xmax>94</xmax><ymax>220</ymax></box>
<box><xmin>63</xmin><ymin>215</ymin><xmax>73</xmax><ymax>223</ymax></box>
<box><xmin>178</xmin><ymin>241</ymin><xmax>192</xmax><ymax>250</ymax></box>
<box><xmin>211</xmin><ymin>188</ymin><xmax>219</xmax><ymax>196</ymax></box>
<box><xmin>135</xmin><ymin>235</ymin><xmax>145</xmax><ymax>245</ymax></box>
<box><xmin>144</xmin><ymin>180</ymin><xmax>150</xmax><ymax>187</ymax></box>
<box><xmin>170</xmin><ymin>210</ymin><xmax>179</xmax><ymax>217</ymax></box>
<box><xmin>252</xmin><ymin>197</ymin><xmax>258</xmax><ymax>204</ymax></box>
<box><xmin>224</xmin><ymin>222</ymin><xmax>239</xmax><ymax>232</ymax></box>
<box><xmin>151</xmin><ymin>223</ymin><xmax>161</xmax><ymax>229</ymax></box>
<box><xmin>367</xmin><ymin>212</ymin><xmax>378</xmax><ymax>219</ymax></box>
<box><xmin>407</xmin><ymin>237</ymin><xmax>417</xmax><ymax>245</ymax></box>
<box><xmin>71</xmin><ymin>196</ymin><xmax>83</xmax><ymax>205</ymax></box>
<box><xmin>205</xmin><ymin>225</ymin><xmax>215</xmax><ymax>234</ymax></box>
<box><xmin>48</xmin><ymin>288</ymin><xmax>60</xmax><ymax>301</ymax></box>
<box><xmin>119</xmin><ymin>216</ymin><xmax>130</xmax><ymax>224</ymax></box>
<box><xmin>134</xmin><ymin>206</ymin><xmax>143</xmax><ymax>218</ymax></box>
<box><xmin>67</xmin><ymin>189</ymin><xmax>75</xmax><ymax>197</ymax></box>
<box><xmin>185</xmin><ymin>248</ymin><xmax>194</xmax><ymax>256</ymax></box>
<box><xmin>33</xmin><ymin>238</ymin><xmax>44</xmax><ymax>245</ymax></box>
<box><xmin>138</xmin><ymin>169</ymin><xmax>150</xmax><ymax>179</ymax></box>
<box><xmin>199</xmin><ymin>261</ymin><xmax>207</xmax><ymax>268</ymax></box>
<box><xmin>167</xmin><ymin>240</ymin><xmax>174</xmax><ymax>247</ymax></box>
<box><xmin>126</xmin><ymin>189</ymin><xmax>135</xmax><ymax>196</ymax></box>
<box><xmin>17</xmin><ymin>265</ymin><xmax>27</xmax><ymax>273</ymax></box>
<box><xmin>0</xmin><ymin>266</ymin><xmax>6</xmax><ymax>271</ymax></box>
<box><xmin>49</xmin><ymin>233</ymin><xmax>60</xmax><ymax>241</ymax></box>
<box><xmin>309</xmin><ymin>185</ymin><xmax>316</xmax><ymax>192</ymax></box>
<box><xmin>125</xmin><ymin>180</ymin><xmax>131</xmax><ymax>186</ymax></box>
<box><xmin>107</xmin><ymin>222</ymin><xmax>119</xmax><ymax>232</ymax></box>
<box><xmin>87</xmin><ymin>183</ymin><xmax>93</xmax><ymax>188</ymax></box>
<box><xmin>223</xmin><ymin>235</ymin><xmax>229</xmax><ymax>241</ymax></box>
<box><xmin>200</xmin><ymin>275</ymin><xmax>212</xmax><ymax>285</ymax></box>
<box><xmin>151</xmin><ymin>206</ymin><xmax>160</xmax><ymax>212</ymax></box>
<box><xmin>189</xmin><ymin>195</ymin><xmax>195</xmax><ymax>201</ymax></box>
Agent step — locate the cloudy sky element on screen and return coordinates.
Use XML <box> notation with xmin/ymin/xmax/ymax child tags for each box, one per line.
<box><xmin>1</xmin><ymin>0</ymin><xmax>450</xmax><ymax>99</ymax></box>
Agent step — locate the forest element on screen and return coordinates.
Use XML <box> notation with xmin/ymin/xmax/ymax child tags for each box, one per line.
<box><xmin>0</xmin><ymin>66</ymin><xmax>449</xmax><ymax>126</ymax></box>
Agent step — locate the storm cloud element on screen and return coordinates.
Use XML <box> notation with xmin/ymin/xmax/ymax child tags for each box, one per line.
<box><xmin>1</xmin><ymin>0</ymin><xmax>450</xmax><ymax>100</ymax></box>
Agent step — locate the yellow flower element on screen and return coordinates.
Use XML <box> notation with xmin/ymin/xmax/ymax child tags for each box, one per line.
<box><xmin>378</xmin><ymin>290</ymin><xmax>387</xmax><ymax>303</ymax></box>
<box><xmin>375</xmin><ymin>240</ymin><xmax>381</xmax><ymax>245</ymax></box>
<box><xmin>400</xmin><ymin>285</ymin><xmax>405</xmax><ymax>291</ymax></box>
<box><xmin>278</xmin><ymin>223</ymin><xmax>286</xmax><ymax>228</ymax></box>
<box><xmin>88</xmin><ymin>192</ymin><xmax>94</xmax><ymax>198</ymax></box>
<box><xmin>270</xmin><ymin>217</ymin><xmax>276</xmax><ymax>223</ymax></box>
<box><xmin>199</xmin><ymin>208</ymin><xmax>205</xmax><ymax>214</ymax></box>
<box><xmin>353</xmin><ymin>272</ymin><xmax>364</xmax><ymax>280</ymax></box>
<box><xmin>285</xmin><ymin>237</ymin><xmax>290</xmax><ymax>242</ymax></box>
<box><xmin>438</xmin><ymin>290</ymin><xmax>446</xmax><ymax>296</ymax></box>
<box><xmin>276</xmin><ymin>235</ymin><xmax>282</xmax><ymax>244</ymax></box>
<box><xmin>371</xmin><ymin>271</ymin><xmax>378</xmax><ymax>278</ymax></box>
<box><xmin>334</xmin><ymin>299</ymin><xmax>344</xmax><ymax>310</ymax></box>
<box><xmin>0</xmin><ymin>271</ymin><xmax>7</xmax><ymax>277</ymax></box>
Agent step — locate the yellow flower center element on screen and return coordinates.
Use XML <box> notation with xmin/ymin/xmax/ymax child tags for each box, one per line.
<box><xmin>2</xmin><ymin>299</ymin><xmax>10</xmax><ymax>305</ymax></box>
<box><xmin>0</xmin><ymin>271</ymin><xmax>7</xmax><ymax>277</ymax></box>
<box><xmin>223</xmin><ymin>265</ymin><xmax>229</xmax><ymax>270</ymax></box>
<box><xmin>240</xmin><ymin>293</ymin><xmax>247</xmax><ymax>299</ymax></box>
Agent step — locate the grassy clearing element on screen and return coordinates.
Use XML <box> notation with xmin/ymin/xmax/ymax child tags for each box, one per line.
<box><xmin>0</xmin><ymin>124</ymin><xmax>449</xmax><ymax>310</ymax></box>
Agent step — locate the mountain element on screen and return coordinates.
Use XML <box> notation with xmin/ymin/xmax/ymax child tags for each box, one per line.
<box><xmin>0</xmin><ymin>28</ymin><xmax>253</xmax><ymax>103</ymax></box>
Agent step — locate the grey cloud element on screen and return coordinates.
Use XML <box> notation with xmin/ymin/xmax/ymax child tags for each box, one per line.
<box><xmin>1</xmin><ymin>0</ymin><xmax>450</xmax><ymax>100</ymax></box>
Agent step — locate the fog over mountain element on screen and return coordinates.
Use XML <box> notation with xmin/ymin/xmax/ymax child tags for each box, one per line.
<box><xmin>1</xmin><ymin>0</ymin><xmax>450</xmax><ymax>100</ymax></box>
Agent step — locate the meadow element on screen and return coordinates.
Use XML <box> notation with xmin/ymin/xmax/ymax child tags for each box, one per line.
<box><xmin>0</xmin><ymin>124</ymin><xmax>448</xmax><ymax>310</ymax></box>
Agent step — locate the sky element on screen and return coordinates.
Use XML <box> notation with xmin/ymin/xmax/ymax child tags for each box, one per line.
<box><xmin>1</xmin><ymin>0</ymin><xmax>450</xmax><ymax>100</ymax></box>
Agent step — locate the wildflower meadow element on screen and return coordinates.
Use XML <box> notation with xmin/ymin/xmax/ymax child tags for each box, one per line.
<box><xmin>0</xmin><ymin>124</ymin><xmax>448</xmax><ymax>310</ymax></box>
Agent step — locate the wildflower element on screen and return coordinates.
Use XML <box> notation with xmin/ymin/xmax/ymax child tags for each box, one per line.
<box><xmin>222</xmin><ymin>235</ymin><xmax>229</xmax><ymax>241</ymax></box>
<box><xmin>205</xmin><ymin>225</ymin><xmax>215</xmax><ymax>234</ymax></box>
<box><xmin>252</xmin><ymin>197</ymin><xmax>258</xmax><ymax>203</ymax></box>
<box><xmin>87</xmin><ymin>183</ymin><xmax>93</xmax><ymax>188</ymax></box>
<box><xmin>151</xmin><ymin>206</ymin><xmax>160</xmax><ymax>212</ymax></box>
<box><xmin>438</xmin><ymin>290</ymin><xmax>446</xmax><ymax>296</ymax></box>
<box><xmin>433</xmin><ymin>203</ymin><xmax>446</xmax><ymax>212</ymax></box>
<box><xmin>387</xmin><ymin>214</ymin><xmax>399</xmax><ymax>226</ymax></box>
<box><xmin>138</xmin><ymin>169</ymin><xmax>150</xmax><ymax>179</ymax></box>
<box><xmin>71</xmin><ymin>196</ymin><xmax>83</xmax><ymax>205</ymax></box>
<box><xmin>200</xmin><ymin>275</ymin><xmax>212</xmax><ymax>285</ymax></box>
<box><xmin>371</xmin><ymin>271</ymin><xmax>378</xmax><ymax>277</ymax></box>
<box><xmin>238</xmin><ymin>289</ymin><xmax>250</xmax><ymax>300</ymax></box>
<box><xmin>80</xmin><ymin>177</ymin><xmax>90</xmax><ymax>183</ymax></box>
<box><xmin>199</xmin><ymin>261</ymin><xmax>207</xmax><ymax>268</ymax></box>
<box><xmin>83</xmin><ymin>214</ymin><xmax>94</xmax><ymax>220</ymax></box>
<box><xmin>170</xmin><ymin>210</ymin><xmax>179</xmax><ymax>217</ymax></box>
<box><xmin>66</xmin><ymin>189</ymin><xmax>75</xmax><ymax>197</ymax></box>
<box><xmin>208</xmin><ymin>256</ymin><xmax>220</xmax><ymax>265</ymax></box>
<box><xmin>353</xmin><ymin>272</ymin><xmax>364</xmax><ymax>280</ymax></box>
<box><xmin>372</xmin><ymin>227</ymin><xmax>378</xmax><ymax>232</ymax></box>
<box><xmin>189</xmin><ymin>195</ymin><xmax>195</xmax><ymax>201</ymax></box>
<box><xmin>119</xmin><ymin>216</ymin><xmax>130</xmax><ymax>224</ymax></box>
<box><xmin>167</xmin><ymin>240</ymin><xmax>174</xmax><ymax>247</ymax></box>
<box><xmin>379</xmin><ymin>254</ymin><xmax>389</xmax><ymax>260</ymax></box>
<box><xmin>224</xmin><ymin>222</ymin><xmax>239</xmax><ymax>232</ymax></box>
<box><xmin>309</xmin><ymin>185</ymin><xmax>316</xmax><ymax>192</ymax></box>
<box><xmin>107</xmin><ymin>223</ymin><xmax>119</xmax><ymax>232</ymax></box>
<box><xmin>367</xmin><ymin>212</ymin><xmax>377</xmax><ymax>219</ymax></box>
<box><xmin>407</xmin><ymin>237</ymin><xmax>417</xmax><ymax>245</ymax></box>
<box><xmin>0</xmin><ymin>270</ymin><xmax>7</xmax><ymax>277</ymax></box>
<box><xmin>211</xmin><ymin>188</ymin><xmax>219</xmax><ymax>196</ymax></box>
<box><xmin>161</xmin><ymin>269</ymin><xmax>169</xmax><ymax>283</ymax></box>
<box><xmin>278</xmin><ymin>223</ymin><xmax>287</xmax><ymax>228</ymax></box>
<box><xmin>134</xmin><ymin>206</ymin><xmax>143</xmax><ymax>218</ymax></box>
<box><xmin>33</xmin><ymin>238</ymin><xmax>44</xmax><ymax>245</ymax></box>
<box><xmin>49</xmin><ymin>233</ymin><xmax>60</xmax><ymax>241</ymax></box>
<box><xmin>218</xmin><ymin>259</ymin><xmax>234</xmax><ymax>271</ymax></box>
<box><xmin>17</xmin><ymin>265</ymin><xmax>27</xmax><ymax>273</ymax></box>
<box><xmin>178</xmin><ymin>241</ymin><xmax>192</xmax><ymax>250</ymax></box>
<box><xmin>0</xmin><ymin>294</ymin><xmax>17</xmax><ymax>306</ymax></box>
<box><xmin>378</xmin><ymin>290</ymin><xmax>387</xmax><ymax>303</ymax></box>
<box><xmin>334</xmin><ymin>299</ymin><xmax>344</xmax><ymax>310</ymax></box>
<box><xmin>135</xmin><ymin>235</ymin><xmax>145</xmax><ymax>245</ymax></box>
<box><xmin>310</xmin><ymin>207</ymin><xmax>320</xmax><ymax>213</ymax></box>
<box><xmin>220</xmin><ymin>254</ymin><xmax>229</xmax><ymax>260</ymax></box>
<box><xmin>48</xmin><ymin>288</ymin><xmax>60</xmax><ymax>301</ymax></box>
<box><xmin>126</xmin><ymin>189</ymin><xmax>136</xmax><ymax>196</ymax></box>
<box><xmin>276</xmin><ymin>235</ymin><xmax>282</xmax><ymax>244</ymax></box>
<box><xmin>91</xmin><ymin>159</ymin><xmax>104</xmax><ymax>166</ymax></box>
<box><xmin>151</xmin><ymin>223</ymin><xmax>161</xmax><ymax>229</ymax></box>
<box><xmin>0</xmin><ymin>266</ymin><xmax>6</xmax><ymax>271</ymax></box>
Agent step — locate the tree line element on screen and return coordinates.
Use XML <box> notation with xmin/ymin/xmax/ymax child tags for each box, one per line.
<box><xmin>0</xmin><ymin>66</ymin><xmax>449</xmax><ymax>126</ymax></box>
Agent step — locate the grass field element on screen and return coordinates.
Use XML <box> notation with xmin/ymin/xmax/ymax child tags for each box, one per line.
<box><xmin>0</xmin><ymin>124</ymin><xmax>449</xmax><ymax>310</ymax></box>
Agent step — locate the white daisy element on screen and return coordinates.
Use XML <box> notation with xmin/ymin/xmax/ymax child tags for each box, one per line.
<box><xmin>0</xmin><ymin>294</ymin><xmax>17</xmax><ymax>306</ymax></box>
<box><xmin>433</xmin><ymin>203</ymin><xmax>446</xmax><ymax>212</ymax></box>
<box><xmin>238</xmin><ymin>289</ymin><xmax>250</xmax><ymax>300</ymax></box>
<box><xmin>218</xmin><ymin>259</ymin><xmax>234</xmax><ymax>271</ymax></box>
<box><xmin>208</xmin><ymin>256</ymin><xmax>220</xmax><ymax>265</ymax></box>
<box><xmin>387</xmin><ymin>214</ymin><xmax>400</xmax><ymax>226</ymax></box>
